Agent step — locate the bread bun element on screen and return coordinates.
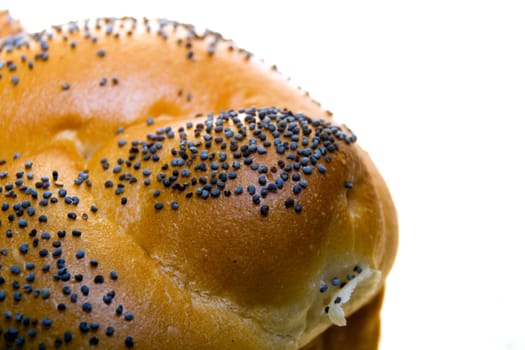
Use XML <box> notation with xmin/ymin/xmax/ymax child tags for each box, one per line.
<box><xmin>0</xmin><ymin>17</ymin><xmax>397</xmax><ymax>349</ymax></box>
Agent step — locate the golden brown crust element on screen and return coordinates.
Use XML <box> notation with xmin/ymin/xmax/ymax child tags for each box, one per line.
<box><xmin>0</xmin><ymin>18</ymin><xmax>327</xmax><ymax>160</ymax></box>
<box><xmin>0</xmin><ymin>18</ymin><xmax>397</xmax><ymax>349</ymax></box>
<box><xmin>0</xmin><ymin>10</ymin><xmax>21</xmax><ymax>38</ymax></box>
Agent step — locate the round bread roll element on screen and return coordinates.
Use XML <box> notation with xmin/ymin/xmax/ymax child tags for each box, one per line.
<box><xmin>0</xmin><ymin>17</ymin><xmax>398</xmax><ymax>349</ymax></box>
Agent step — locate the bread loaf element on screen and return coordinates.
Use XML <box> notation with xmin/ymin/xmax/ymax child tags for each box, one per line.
<box><xmin>0</xmin><ymin>17</ymin><xmax>398</xmax><ymax>349</ymax></box>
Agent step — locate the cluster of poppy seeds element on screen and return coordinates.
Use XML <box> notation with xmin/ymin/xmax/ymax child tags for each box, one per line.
<box><xmin>96</xmin><ymin>107</ymin><xmax>356</xmax><ymax>216</ymax></box>
<box><xmin>320</xmin><ymin>264</ymin><xmax>364</xmax><ymax>314</ymax></box>
<box><xmin>0</xmin><ymin>17</ymin><xmax>251</xmax><ymax>90</ymax></box>
<box><xmin>0</xmin><ymin>160</ymin><xmax>135</xmax><ymax>347</ymax></box>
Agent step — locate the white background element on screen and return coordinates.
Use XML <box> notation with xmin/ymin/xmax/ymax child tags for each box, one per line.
<box><xmin>3</xmin><ymin>1</ymin><xmax>525</xmax><ymax>349</ymax></box>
